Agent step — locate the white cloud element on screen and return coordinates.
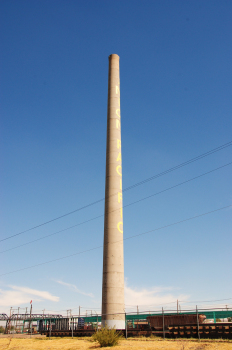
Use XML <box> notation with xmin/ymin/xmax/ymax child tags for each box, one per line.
<box><xmin>125</xmin><ymin>283</ymin><xmax>189</xmax><ymax>312</ymax></box>
<box><xmin>0</xmin><ymin>285</ymin><xmax>59</xmax><ymax>309</ymax></box>
<box><xmin>55</xmin><ymin>280</ymin><xmax>94</xmax><ymax>298</ymax></box>
<box><xmin>10</xmin><ymin>286</ymin><xmax>59</xmax><ymax>302</ymax></box>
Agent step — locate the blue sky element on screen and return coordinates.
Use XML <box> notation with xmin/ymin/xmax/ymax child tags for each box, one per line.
<box><xmin>1</xmin><ymin>0</ymin><xmax>232</xmax><ymax>316</ymax></box>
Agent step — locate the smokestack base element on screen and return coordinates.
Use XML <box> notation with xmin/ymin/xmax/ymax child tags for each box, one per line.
<box><xmin>102</xmin><ymin>319</ymin><xmax>125</xmax><ymax>329</ymax></box>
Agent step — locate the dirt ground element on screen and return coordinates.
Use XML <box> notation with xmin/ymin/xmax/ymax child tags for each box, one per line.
<box><xmin>0</xmin><ymin>337</ymin><xmax>232</xmax><ymax>350</ymax></box>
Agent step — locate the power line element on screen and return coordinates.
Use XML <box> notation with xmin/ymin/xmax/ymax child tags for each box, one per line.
<box><xmin>0</xmin><ymin>215</ymin><xmax>102</xmax><ymax>254</ymax></box>
<box><xmin>19</xmin><ymin>305</ymin><xmax>232</xmax><ymax>317</ymax></box>
<box><xmin>125</xmin><ymin>297</ymin><xmax>232</xmax><ymax>308</ymax></box>
<box><xmin>178</xmin><ymin>297</ymin><xmax>232</xmax><ymax>304</ymax></box>
<box><xmin>124</xmin><ymin>161</ymin><xmax>232</xmax><ymax>209</ymax></box>
<box><xmin>0</xmin><ymin>203</ymin><xmax>231</xmax><ymax>277</ymax></box>
<box><xmin>122</xmin><ymin>306</ymin><xmax>232</xmax><ymax>315</ymax></box>
<box><xmin>1</xmin><ymin>140</ymin><xmax>232</xmax><ymax>243</ymax></box>
<box><xmin>1</xmin><ymin>161</ymin><xmax>231</xmax><ymax>254</ymax></box>
<box><xmin>33</xmin><ymin>299</ymin><xmax>232</xmax><ymax>314</ymax></box>
<box><xmin>123</xmin><ymin>141</ymin><xmax>232</xmax><ymax>192</ymax></box>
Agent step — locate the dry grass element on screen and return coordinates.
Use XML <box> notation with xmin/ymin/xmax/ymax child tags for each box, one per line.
<box><xmin>0</xmin><ymin>337</ymin><xmax>232</xmax><ymax>350</ymax></box>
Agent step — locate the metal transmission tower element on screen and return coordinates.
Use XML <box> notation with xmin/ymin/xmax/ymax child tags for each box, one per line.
<box><xmin>102</xmin><ymin>54</ymin><xmax>125</xmax><ymax>329</ymax></box>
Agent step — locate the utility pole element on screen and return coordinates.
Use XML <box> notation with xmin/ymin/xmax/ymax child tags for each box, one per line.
<box><xmin>22</xmin><ymin>307</ymin><xmax>27</xmax><ymax>333</ymax></box>
<box><xmin>15</xmin><ymin>307</ymin><xmax>20</xmax><ymax>332</ymax></box>
<box><xmin>137</xmin><ymin>305</ymin><xmax>139</xmax><ymax>314</ymax></box>
<box><xmin>125</xmin><ymin>313</ymin><xmax>127</xmax><ymax>339</ymax></box>
<box><xmin>162</xmin><ymin>307</ymin><xmax>165</xmax><ymax>340</ymax></box>
<box><xmin>67</xmin><ymin>309</ymin><xmax>72</xmax><ymax>332</ymax></box>
<box><xmin>29</xmin><ymin>301</ymin><xmax>32</xmax><ymax>338</ymax></box>
<box><xmin>49</xmin><ymin>318</ymin><xmax>51</xmax><ymax>339</ymax></box>
<box><xmin>8</xmin><ymin>307</ymin><xmax>12</xmax><ymax>334</ymax></box>
<box><xmin>22</xmin><ymin>308</ymin><xmax>27</xmax><ymax>334</ymax></box>
<box><xmin>196</xmin><ymin>305</ymin><xmax>200</xmax><ymax>341</ymax></box>
<box><xmin>79</xmin><ymin>306</ymin><xmax>80</xmax><ymax>317</ymax></box>
<box><xmin>177</xmin><ymin>300</ymin><xmax>179</xmax><ymax>314</ymax></box>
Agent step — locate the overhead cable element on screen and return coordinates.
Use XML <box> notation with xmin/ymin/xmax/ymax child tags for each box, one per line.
<box><xmin>125</xmin><ymin>297</ymin><xmax>232</xmax><ymax>308</ymax></box>
<box><xmin>1</xmin><ymin>140</ymin><xmax>232</xmax><ymax>242</ymax></box>
<box><xmin>1</xmin><ymin>161</ymin><xmax>231</xmax><ymax>254</ymax></box>
<box><xmin>0</xmin><ymin>203</ymin><xmax>231</xmax><ymax>276</ymax></box>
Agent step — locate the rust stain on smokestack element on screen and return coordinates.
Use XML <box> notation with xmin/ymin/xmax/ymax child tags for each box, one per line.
<box><xmin>102</xmin><ymin>54</ymin><xmax>125</xmax><ymax>329</ymax></box>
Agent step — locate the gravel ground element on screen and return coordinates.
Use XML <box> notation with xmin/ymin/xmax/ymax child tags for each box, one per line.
<box><xmin>0</xmin><ymin>337</ymin><xmax>232</xmax><ymax>350</ymax></box>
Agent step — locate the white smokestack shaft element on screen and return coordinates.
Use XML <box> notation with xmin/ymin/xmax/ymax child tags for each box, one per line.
<box><xmin>102</xmin><ymin>54</ymin><xmax>125</xmax><ymax>329</ymax></box>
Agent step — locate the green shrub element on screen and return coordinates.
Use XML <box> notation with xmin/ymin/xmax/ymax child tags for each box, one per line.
<box><xmin>0</xmin><ymin>326</ymin><xmax>5</xmax><ymax>333</ymax></box>
<box><xmin>91</xmin><ymin>326</ymin><xmax>123</xmax><ymax>347</ymax></box>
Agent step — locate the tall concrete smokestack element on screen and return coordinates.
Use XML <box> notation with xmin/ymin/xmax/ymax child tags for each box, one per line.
<box><xmin>102</xmin><ymin>54</ymin><xmax>125</xmax><ymax>329</ymax></box>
